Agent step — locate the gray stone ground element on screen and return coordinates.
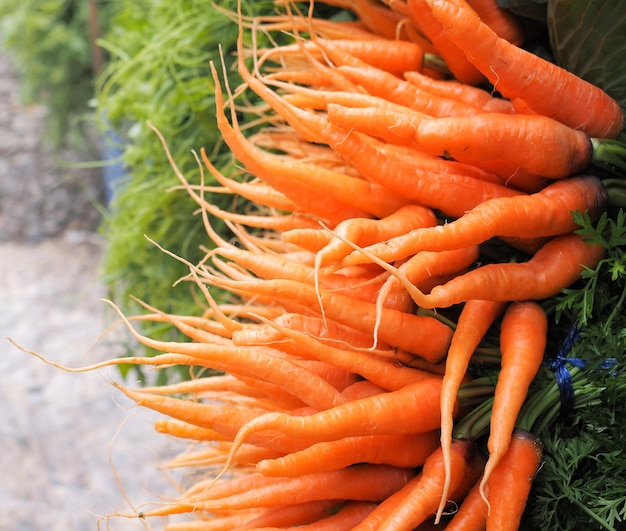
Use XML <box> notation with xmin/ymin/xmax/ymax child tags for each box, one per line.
<box><xmin>0</xmin><ymin>51</ymin><xmax>186</xmax><ymax>530</ymax></box>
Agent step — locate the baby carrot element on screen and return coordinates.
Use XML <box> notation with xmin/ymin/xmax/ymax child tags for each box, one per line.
<box><xmin>436</xmin><ymin>300</ymin><xmax>508</xmax><ymax>521</ymax></box>
<box><xmin>353</xmin><ymin>439</ymin><xmax>476</xmax><ymax>530</ymax></box>
<box><xmin>425</xmin><ymin>0</ymin><xmax>625</xmax><ymax>138</ymax></box>
<box><xmin>257</xmin><ymin>431</ymin><xmax>440</xmax><ymax>477</ymax></box>
<box><xmin>223</xmin><ymin>377</ymin><xmax>446</xmax><ymax>475</ymax></box>
<box><xmin>143</xmin><ymin>464</ymin><xmax>416</xmax><ymax>517</ymax></box>
<box><xmin>342</xmin><ymin>175</ymin><xmax>608</xmax><ymax>265</ymax></box>
<box><xmin>406</xmin><ymin>0</ymin><xmax>486</xmax><ymax>85</ymax></box>
<box><xmin>479</xmin><ymin>302</ymin><xmax>547</xmax><ymax>505</ymax></box>
<box><xmin>485</xmin><ymin>429</ymin><xmax>543</xmax><ymax>531</ymax></box>
<box><xmin>327</xmin><ymin>105</ymin><xmax>594</xmax><ymax>179</ymax></box>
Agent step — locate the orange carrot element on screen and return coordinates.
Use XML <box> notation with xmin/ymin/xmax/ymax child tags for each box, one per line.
<box><xmin>436</xmin><ymin>300</ymin><xmax>508</xmax><ymax>521</ymax></box>
<box><xmin>485</xmin><ymin>429</ymin><xmax>543</xmax><ymax>530</ymax></box>
<box><xmin>465</xmin><ymin>0</ymin><xmax>524</xmax><ymax>45</ymax></box>
<box><xmin>350</xmin><ymin>230</ymin><xmax>606</xmax><ymax>310</ymax></box>
<box><xmin>232</xmin><ymin>500</ymin><xmax>340</xmax><ymax>530</ymax></box>
<box><xmin>425</xmin><ymin>0</ymin><xmax>625</xmax><ymax>138</ymax></box>
<box><xmin>223</xmin><ymin>377</ymin><xmax>446</xmax><ymax>474</ymax></box>
<box><xmin>142</xmin><ymin>464</ymin><xmax>416</xmax><ymax>517</ymax></box>
<box><xmin>327</xmin><ymin>105</ymin><xmax>594</xmax><ymax>179</ymax></box>
<box><xmin>406</xmin><ymin>0</ymin><xmax>486</xmax><ymax>85</ymax></box>
<box><xmin>257</xmin><ymin>431</ymin><xmax>440</xmax><ymax>477</ymax></box>
<box><xmin>403</xmin><ymin>69</ymin><xmax>515</xmax><ymax>114</ymax></box>
<box><xmin>199</xmin><ymin>273</ymin><xmax>453</xmax><ymax>361</ymax></box>
<box><xmin>445</xmin><ymin>475</ymin><xmax>487</xmax><ymax>530</ymax></box>
<box><xmin>237</xmin><ymin>313</ymin><xmax>435</xmax><ymax>391</ymax></box>
<box><xmin>262</xmin><ymin>38</ymin><xmax>425</xmax><ymax>76</ymax></box>
<box><xmin>479</xmin><ymin>302</ymin><xmax>547</xmax><ymax>506</ymax></box>
<box><xmin>353</xmin><ymin>439</ymin><xmax>476</xmax><ymax>530</ymax></box>
<box><xmin>342</xmin><ymin>175</ymin><xmax>608</xmax><ymax>265</ymax></box>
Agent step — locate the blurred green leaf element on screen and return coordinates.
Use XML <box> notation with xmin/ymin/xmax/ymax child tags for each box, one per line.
<box><xmin>548</xmin><ymin>0</ymin><xmax>626</xmax><ymax>120</ymax></box>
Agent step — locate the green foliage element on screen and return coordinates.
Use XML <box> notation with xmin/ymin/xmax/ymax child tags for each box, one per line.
<box><xmin>95</xmin><ymin>1</ymin><xmax>279</xmax><ymax>374</ymax></box>
<box><xmin>0</xmin><ymin>0</ymin><xmax>111</xmax><ymax>146</ymax></box>
<box><xmin>548</xmin><ymin>0</ymin><xmax>626</xmax><ymax>125</ymax></box>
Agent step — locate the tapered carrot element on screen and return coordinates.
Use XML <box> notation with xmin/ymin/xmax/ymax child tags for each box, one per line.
<box><xmin>485</xmin><ymin>429</ymin><xmax>543</xmax><ymax>530</ymax></box>
<box><xmin>222</xmin><ymin>377</ymin><xmax>445</xmax><ymax>476</ymax></box>
<box><xmin>261</xmin><ymin>38</ymin><xmax>425</xmax><ymax>76</ymax></box>
<box><xmin>198</xmin><ymin>273</ymin><xmax>453</xmax><ymax>361</ymax></box>
<box><xmin>342</xmin><ymin>175</ymin><xmax>607</xmax><ymax>265</ymax></box>
<box><xmin>403</xmin><ymin>70</ymin><xmax>515</xmax><ymax>114</ymax></box>
<box><xmin>141</xmin><ymin>464</ymin><xmax>416</xmax><ymax>517</ymax></box>
<box><xmin>248</xmin><ymin>500</ymin><xmax>378</xmax><ymax>530</ymax></box>
<box><xmin>406</xmin><ymin>0</ymin><xmax>485</xmax><ymax>85</ymax></box>
<box><xmin>425</xmin><ymin>0</ymin><xmax>625</xmax><ymax>138</ymax></box>
<box><xmin>348</xmin><ymin>230</ymin><xmax>606</xmax><ymax>309</ymax></box>
<box><xmin>232</xmin><ymin>500</ymin><xmax>341</xmax><ymax>530</ymax></box>
<box><xmin>353</xmin><ymin>439</ymin><xmax>476</xmax><ymax>530</ymax></box>
<box><xmin>444</xmin><ymin>475</ymin><xmax>487</xmax><ymax>530</ymax></box>
<box><xmin>257</xmin><ymin>431</ymin><xmax>440</xmax><ymax>477</ymax></box>
<box><xmin>241</xmin><ymin>312</ymin><xmax>441</xmax><ymax>392</ymax></box>
<box><xmin>479</xmin><ymin>302</ymin><xmax>547</xmax><ymax>506</ymax></box>
<box><xmin>436</xmin><ymin>300</ymin><xmax>508</xmax><ymax>521</ymax></box>
<box><xmin>327</xmin><ymin>105</ymin><xmax>594</xmax><ymax>179</ymax></box>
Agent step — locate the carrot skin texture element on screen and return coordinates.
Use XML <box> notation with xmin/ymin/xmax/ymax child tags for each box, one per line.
<box><xmin>423</xmin><ymin>231</ymin><xmax>606</xmax><ymax>308</ymax></box>
<box><xmin>426</xmin><ymin>0</ymin><xmax>625</xmax><ymax>138</ymax></box>
<box><xmin>257</xmin><ymin>431</ymin><xmax>440</xmax><ymax>477</ymax></box>
<box><xmin>485</xmin><ymin>429</ymin><xmax>543</xmax><ymax>530</ymax></box>
<box><xmin>344</xmin><ymin>175</ymin><xmax>608</xmax><ymax>265</ymax></box>
<box><xmin>480</xmin><ymin>302</ymin><xmax>547</xmax><ymax>500</ymax></box>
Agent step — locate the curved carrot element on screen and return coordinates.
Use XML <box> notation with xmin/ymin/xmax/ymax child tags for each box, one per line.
<box><xmin>223</xmin><ymin>377</ymin><xmax>446</xmax><ymax>475</ymax></box>
<box><xmin>465</xmin><ymin>0</ymin><xmax>524</xmax><ymax>46</ymax></box>
<box><xmin>257</xmin><ymin>431</ymin><xmax>440</xmax><ymax>477</ymax></box>
<box><xmin>479</xmin><ymin>302</ymin><xmax>547</xmax><ymax>506</ymax></box>
<box><xmin>425</xmin><ymin>0</ymin><xmax>625</xmax><ymax>138</ymax></box>
<box><xmin>403</xmin><ymin>69</ymin><xmax>515</xmax><ymax>114</ymax></box>
<box><xmin>353</xmin><ymin>439</ymin><xmax>476</xmax><ymax>530</ymax></box>
<box><xmin>242</xmin><ymin>313</ymin><xmax>436</xmax><ymax>392</ymax></box>
<box><xmin>406</xmin><ymin>0</ymin><xmax>486</xmax><ymax>85</ymax></box>
<box><xmin>143</xmin><ymin>464</ymin><xmax>416</xmax><ymax>517</ymax></box>
<box><xmin>202</xmin><ymin>272</ymin><xmax>453</xmax><ymax>361</ymax></box>
<box><xmin>436</xmin><ymin>300</ymin><xmax>508</xmax><ymax>521</ymax></box>
<box><xmin>485</xmin><ymin>429</ymin><xmax>543</xmax><ymax>530</ymax></box>
<box><xmin>342</xmin><ymin>175</ymin><xmax>607</xmax><ymax>265</ymax></box>
<box><xmin>327</xmin><ymin>105</ymin><xmax>594</xmax><ymax>179</ymax></box>
<box><xmin>232</xmin><ymin>500</ymin><xmax>341</xmax><ymax>530</ymax></box>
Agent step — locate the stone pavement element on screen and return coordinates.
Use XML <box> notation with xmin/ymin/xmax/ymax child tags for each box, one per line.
<box><xmin>0</xmin><ymin>234</ymin><xmax>183</xmax><ymax>530</ymax></box>
<box><xmin>0</xmin><ymin>49</ymin><xmax>185</xmax><ymax>530</ymax></box>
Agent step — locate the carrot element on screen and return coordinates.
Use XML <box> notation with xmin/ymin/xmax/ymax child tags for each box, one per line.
<box><xmin>246</xmin><ymin>500</ymin><xmax>378</xmax><ymax>530</ymax></box>
<box><xmin>436</xmin><ymin>300</ymin><xmax>508</xmax><ymax>521</ymax></box>
<box><xmin>403</xmin><ymin>70</ymin><xmax>515</xmax><ymax>114</ymax></box>
<box><xmin>444</xmin><ymin>475</ymin><xmax>487</xmax><ymax>530</ymax></box>
<box><xmin>257</xmin><ymin>431</ymin><xmax>440</xmax><ymax>477</ymax></box>
<box><xmin>485</xmin><ymin>429</ymin><xmax>543</xmax><ymax>530</ymax></box>
<box><xmin>236</xmin><ymin>314</ymin><xmax>434</xmax><ymax>392</ymax></box>
<box><xmin>221</xmin><ymin>376</ymin><xmax>445</xmax><ymax>479</ymax></box>
<box><xmin>352</xmin><ymin>439</ymin><xmax>476</xmax><ymax>530</ymax></box>
<box><xmin>465</xmin><ymin>0</ymin><xmax>524</xmax><ymax>45</ymax></box>
<box><xmin>425</xmin><ymin>0</ymin><xmax>625</xmax><ymax>138</ymax></box>
<box><xmin>406</xmin><ymin>0</ymin><xmax>486</xmax><ymax>85</ymax></box>
<box><xmin>262</xmin><ymin>38</ymin><xmax>426</xmax><ymax>76</ymax></box>
<box><xmin>211</xmin><ymin>63</ymin><xmax>373</xmax><ymax>226</ymax></box>
<box><xmin>342</xmin><ymin>175</ymin><xmax>608</xmax><ymax>266</ymax></box>
<box><xmin>141</xmin><ymin>464</ymin><xmax>416</xmax><ymax>517</ymax></box>
<box><xmin>199</xmin><ymin>273</ymin><xmax>454</xmax><ymax>361</ymax></box>
<box><xmin>232</xmin><ymin>500</ymin><xmax>340</xmax><ymax>530</ymax></box>
<box><xmin>327</xmin><ymin>105</ymin><xmax>594</xmax><ymax>180</ymax></box>
<box><xmin>351</xmin><ymin>229</ymin><xmax>606</xmax><ymax>310</ymax></box>
<box><xmin>315</xmin><ymin>203</ymin><xmax>438</xmax><ymax>269</ymax></box>
<box><xmin>479</xmin><ymin>302</ymin><xmax>547</xmax><ymax>507</ymax></box>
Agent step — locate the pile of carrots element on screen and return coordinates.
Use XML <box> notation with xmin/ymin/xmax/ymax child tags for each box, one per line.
<box><xmin>30</xmin><ymin>0</ymin><xmax>625</xmax><ymax>529</ymax></box>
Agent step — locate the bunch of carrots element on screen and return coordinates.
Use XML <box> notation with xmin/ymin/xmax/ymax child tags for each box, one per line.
<box><xmin>21</xmin><ymin>0</ymin><xmax>626</xmax><ymax>529</ymax></box>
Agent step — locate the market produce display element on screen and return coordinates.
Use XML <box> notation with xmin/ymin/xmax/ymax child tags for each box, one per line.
<box><xmin>17</xmin><ymin>0</ymin><xmax>626</xmax><ymax>529</ymax></box>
